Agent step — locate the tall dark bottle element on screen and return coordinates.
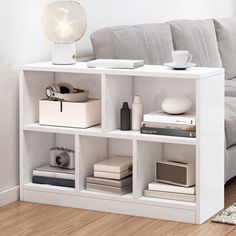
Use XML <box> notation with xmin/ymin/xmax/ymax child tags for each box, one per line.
<box><xmin>120</xmin><ymin>102</ymin><xmax>131</xmax><ymax>130</ymax></box>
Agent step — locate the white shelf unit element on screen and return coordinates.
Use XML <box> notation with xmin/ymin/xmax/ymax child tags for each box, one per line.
<box><xmin>20</xmin><ymin>62</ymin><xmax>224</xmax><ymax>224</ymax></box>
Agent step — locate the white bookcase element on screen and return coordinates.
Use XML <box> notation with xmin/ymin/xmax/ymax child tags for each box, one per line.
<box><xmin>20</xmin><ymin>62</ymin><xmax>224</xmax><ymax>224</ymax></box>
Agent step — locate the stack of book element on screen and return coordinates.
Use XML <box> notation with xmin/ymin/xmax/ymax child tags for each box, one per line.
<box><xmin>32</xmin><ymin>165</ymin><xmax>75</xmax><ymax>188</ymax></box>
<box><xmin>86</xmin><ymin>155</ymin><xmax>132</xmax><ymax>195</ymax></box>
<box><xmin>141</xmin><ymin>111</ymin><xmax>196</xmax><ymax>138</ymax></box>
<box><xmin>144</xmin><ymin>182</ymin><xmax>196</xmax><ymax>202</ymax></box>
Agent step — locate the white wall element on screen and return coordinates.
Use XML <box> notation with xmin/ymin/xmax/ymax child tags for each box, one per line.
<box><xmin>0</xmin><ymin>0</ymin><xmax>51</xmax><ymax>193</ymax></box>
<box><xmin>78</xmin><ymin>0</ymin><xmax>236</xmax><ymax>56</ymax></box>
<box><xmin>0</xmin><ymin>0</ymin><xmax>235</xmax><ymax>200</ymax></box>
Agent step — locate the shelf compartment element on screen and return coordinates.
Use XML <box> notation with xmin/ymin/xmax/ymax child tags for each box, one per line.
<box><xmin>78</xmin><ymin>136</ymin><xmax>133</xmax><ymax>196</ymax></box>
<box><xmin>135</xmin><ymin>140</ymin><xmax>196</xmax><ymax>201</ymax></box>
<box><xmin>21</xmin><ymin>70</ymin><xmax>102</xmax><ymax>128</ymax></box>
<box><xmin>21</xmin><ymin>132</ymin><xmax>77</xmax><ymax>190</ymax></box>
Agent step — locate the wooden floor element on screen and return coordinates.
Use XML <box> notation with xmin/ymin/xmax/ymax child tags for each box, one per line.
<box><xmin>1</xmin><ymin>179</ymin><xmax>236</xmax><ymax>236</ymax></box>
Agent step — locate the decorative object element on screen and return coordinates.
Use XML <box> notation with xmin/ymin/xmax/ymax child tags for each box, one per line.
<box><xmin>131</xmin><ymin>95</ymin><xmax>143</xmax><ymax>131</ymax></box>
<box><xmin>171</xmin><ymin>50</ymin><xmax>192</xmax><ymax>65</ymax></box>
<box><xmin>161</xmin><ymin>96</ymin><xmax>192</xmax><ymax>114</ymax></box>
<box><xmin>155</xmin><ymin>159</ymin><xmax>195</xmax><ymax>187</ymax></box>
<box><xmin>45</xmin><ymin>82</ymin><xmax>89</xmax><ymax>102</ymax></box>
<box><xmin>163</xmin><ymin>62</ymin><xmax>196</xmax><ymax>70</ymax></box>
<box><xmin>120</xmin><ymin>102</ymin><xmax>131</xmax><ymax>130</ymax></box>
<box><xmin>87</xmin><ymin>59</ymin><xmax>144</xmax><ymax>69</ymax></box>
<box><xmin>212</xmin><ymin>203</ymin><xmax>236</xmax><ymax>225</ymax></box>
<box><xmin>50</xmin><ymin>147</ymin><xmax>75</xmax><ymax>169</ymax></box>
<box><xmin>42</xmin><ymin>1</ymin><xmax>86</xmax><ymax>65</ymax></box>
<box><xmin>164</xmin><ymin>50</ymin><xmax>196</xmax><ymax>70</ymax></box>
<box><xmin>39</xmin><ymin>99</ymin><xmax>101</xmax><ymax>128</ymax></box>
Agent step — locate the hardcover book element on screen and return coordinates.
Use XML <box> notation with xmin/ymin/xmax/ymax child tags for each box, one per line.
<box><xmin>87</xmin><ymin>59</ymin><xmax>144</xmax><ymax>69</ymax></box>
<box><xmin>33</xmin><ymin>165</ymin><xmax>75</xmax><ymax>180</ymax></box>
<box><xmin>144</xmin><ymin>189</ymin><xmax>195</xmax><ymax>202</ymax></box>
<box><xmin>94</xmin><ymin>169</ymin><xmax>132</xmax><ymax>180</ymax></box>
<box><xmin>86</xmin><ymin>176</ymin><xmax>132</xmax><ymax>187</ymax></box>
<box><xmin>32</xmin><ymin>176</ymin><xmax>75</xmax><ymax>188</ymax></box>
<box><xmin>141</xmin><ymin>127</ymin><xmax>196</xmax><ymax>138</ymax></box>
<box><xmin>142</xmin><ymin>121</ymin><xmax>196</xmax><ymax>131</ymax></box>
<box><xmin>148</xmin><ymin>182</ymin><xmax>195</xmax><ymax>195</ymax></box>
<box><xmin>94</xmin><ymin>156</ymin><xmax>132</xmax><ymax>173</ymax></box>
<box><xmin>86</xmin><ymin>183</ymin><xmax>132</xmax><ymax>195</ymax></box>
<box><xmin>143</xmin><ymin>111</ymin><xmax>196</xmax><ymax>125</ymax></box>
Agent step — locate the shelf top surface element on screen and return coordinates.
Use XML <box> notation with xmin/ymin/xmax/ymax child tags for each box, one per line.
<box><xmin>24</xmin><ymin>123</ymin><xmax>196</xmax><ymax>145</ymax></box>
<box><xmin>22</xmin><ymin>61</ymin><xmax>224</xmax><ymax>79</ymax></box>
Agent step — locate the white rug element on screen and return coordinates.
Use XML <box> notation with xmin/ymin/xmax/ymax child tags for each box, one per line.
<box><xmin>212</xmin><ymin>203</ymin><xmax>236</xmax><ymax>225</ymax></box>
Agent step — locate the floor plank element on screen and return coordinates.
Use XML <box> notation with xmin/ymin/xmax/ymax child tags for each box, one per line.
<box><xmin>1</xmin><ymin>178</ymin><xmax>236</xmax><ymax>236</ymax></box>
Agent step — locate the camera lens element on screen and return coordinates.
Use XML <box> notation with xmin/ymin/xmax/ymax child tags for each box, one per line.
<box><xmin>55</xmin><ymin>152</ymin><xmax>70</xmax><ymax>168</ymax></box>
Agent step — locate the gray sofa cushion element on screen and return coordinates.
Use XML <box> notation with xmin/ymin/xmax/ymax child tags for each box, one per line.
<box><xmin>170</xmin><ymin>19</ymin><xmax>222</xmax><ymax>68</ymax></box>
<box><xmin>90</xmin><ymin>23</ymin><xmax>174</xmax><ymax>65</ymax></box>
<box><xmin>214</xmin><ymin>18</ymin><xmax>236</xmax><ymax>80</ymax></box>
<box><xmin>225</xmin><ymin>97</ymin><xmax>236</xmax><ymax>148</ymax></box>
<box><xmin>225</xmin><ymin>79</ymin><xmax>236</xmax><ymax>97</ymax></box>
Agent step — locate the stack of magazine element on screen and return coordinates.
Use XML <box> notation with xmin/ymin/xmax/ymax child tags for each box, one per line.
<box><xmin>144</xmin><ymin>182</ymin><xmax>196</xmax><ymax>202</ymax></box>
<box><xmin>32</xmin><ymin>165</ymin><xmax>75</xmax><ymax>188</ymax></box>
<box><xmin>141</xmin><ymin>111</ymin><xmax>196</xmax><ymax>138</ymax></box>
<box><xmin>86</xmin><ymin>155</ymin><xmax>132</xmax><ymax>195</ymax></box>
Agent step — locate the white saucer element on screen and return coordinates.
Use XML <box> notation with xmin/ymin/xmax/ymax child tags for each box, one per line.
<box><xmin>164</xmin><ymin>62</ymin><xmax>196</xmax><ymax>70</ymax></box>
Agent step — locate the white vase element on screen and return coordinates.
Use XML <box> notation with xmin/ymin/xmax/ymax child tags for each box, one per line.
<box><xmin>132</xmin><ymin>96</ymin><xmax>143</xmax><ymax>131</ymax></box>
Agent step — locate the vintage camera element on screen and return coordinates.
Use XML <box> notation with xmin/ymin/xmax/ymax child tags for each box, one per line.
<box><xmin>50</xmin><ymin>147</ymin><xmax>75</xmax><ymax>169</ymax></box>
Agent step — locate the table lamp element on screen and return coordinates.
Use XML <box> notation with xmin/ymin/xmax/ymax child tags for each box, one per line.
<box><xmin>42</xmin><ymin>1</ymin><xmax>86</xmax><ymax>65</ymax></box>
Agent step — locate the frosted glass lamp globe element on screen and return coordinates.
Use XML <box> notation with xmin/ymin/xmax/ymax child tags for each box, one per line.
<box><xmin>42</xmin><ymin>1</ymin><xmax>86</xmax><ymax>65</ymax></box>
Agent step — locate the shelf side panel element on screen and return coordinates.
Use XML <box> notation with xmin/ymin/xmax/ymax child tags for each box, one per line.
<box><xmin>135</xmin><ymin>141</ymin><xmax>163</xmax><ymax>198</ymax></box>
<box><xmin>21</xmin><ymin>132</ymin><xmax>54</xmax><ymax>195</ymax></box>
<box><xmin>78</xmin><ymin>136</ymin><xmax>108</xmax><ymax>191</ymax></box>
<box><xmin>196</xmin><ymin>74</ymin><xmax>224</xmax><ymax>223</ymax></box>
<box><xmin>21</xmin><ymin>71</ymin><xmax>54</xmax><ymax>125</ymax></box>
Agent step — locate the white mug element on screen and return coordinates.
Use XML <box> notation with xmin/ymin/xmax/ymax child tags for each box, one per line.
<box><xmin>171</xmin><ymin>50</ymin><xmax>192</xmax><ymax>65</ymax></box>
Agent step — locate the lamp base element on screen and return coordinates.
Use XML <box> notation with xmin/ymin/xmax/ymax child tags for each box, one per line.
<box><xmin>52</xmin><ymin>43</ymin><xmax>76</xmax><ymax>65</ymax></box>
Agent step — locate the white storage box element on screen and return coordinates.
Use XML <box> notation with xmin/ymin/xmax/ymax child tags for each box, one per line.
<box><xmin>39</xmin><ymin>99</ymin><xmax>101</xmax><ymax>128</ymax></box>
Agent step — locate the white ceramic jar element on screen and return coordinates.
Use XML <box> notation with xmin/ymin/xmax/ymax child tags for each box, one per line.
<box><xmin>132</xmin><ymin>95</ymin><xmax>143</xmax><ymax>130</ymax></box>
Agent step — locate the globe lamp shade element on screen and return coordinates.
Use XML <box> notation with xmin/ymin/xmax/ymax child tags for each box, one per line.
<box><xmin>42</xmin><ymin>1</ymin><xmax>86</xmax><ymax>65</ymax></box>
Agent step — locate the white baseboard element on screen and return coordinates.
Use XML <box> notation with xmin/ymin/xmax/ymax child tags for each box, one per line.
<box><xmin>0</xmin><ymin>186</ymin><xmax>19</xmax><ymax>207</ymax></box>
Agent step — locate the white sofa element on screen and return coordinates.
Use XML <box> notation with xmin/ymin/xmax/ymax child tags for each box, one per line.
<box><xmin>90</xmin><ymin>18</ymin><xmax>236</xmax><ymax>182</ymax></box>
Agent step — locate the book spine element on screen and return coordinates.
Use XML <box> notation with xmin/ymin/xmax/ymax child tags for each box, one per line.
<box><xmin>94</xmin><ymin>164</ymin><xmax>132</xmax><ymax>173</ymax></box>
<box><xmin>142</xmin><ymin>122</ymin><xmax>196</xmax><ymax>131</ymax></box>
<box><xmin>144</xmin><ymin>190</ymin><xmax>196</xmax><ymax>202</ymax></box>
<box><xmin>94</xmin><ymin>170</ymin><xmax>132</xmax><ymax>180</ymax></box>
<box><xmin>143</xmin><ymin>115</ymin><xmax>195</xmax><ymax>125</ymax></box>
<box><xmin>141</xmin><ymin>127</ymin><xmax>196</xmax><ymax>138</ymax></box>
<box><xmin>148</xmin><ymin>183</ymin><xmax>195</xmax><ymax>194</ymax></box>
<box><xmin>33</xmin><ymin>170</ymin><xmax>75</xmax><ymax>180</ymax></box>
<box><xmin>32</xmin><ymin>176</ymin><xmax>75</xmax><ymax>188</ymax></box>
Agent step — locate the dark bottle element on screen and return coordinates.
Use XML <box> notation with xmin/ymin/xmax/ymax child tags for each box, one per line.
<box><xmin>120</xmin><ymin>102</ymin><xmax>131</xmax><ymax>130</ymax></box>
